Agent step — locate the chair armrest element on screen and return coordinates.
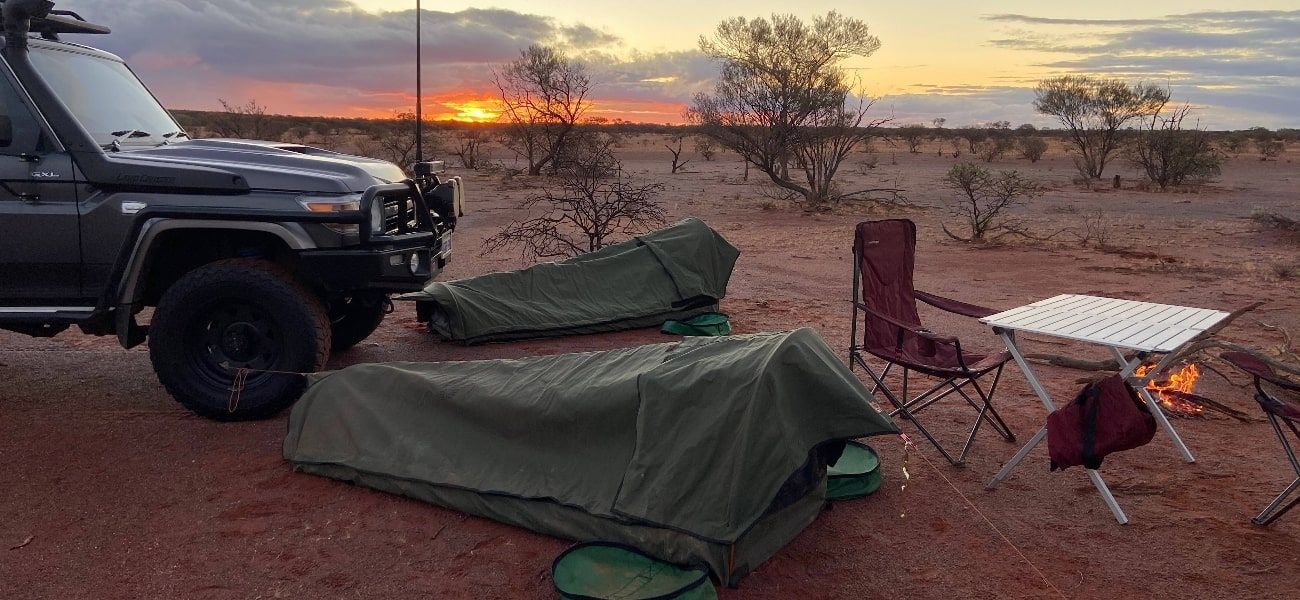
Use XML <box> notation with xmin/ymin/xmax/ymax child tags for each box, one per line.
<box><xmin>852</xmin><ymin>301</ymin><xmax>959</xmax><ymax>346</ymax></box>
<box><xmin>916</xmin><ymin>290</ymin><xmax>998</xmax><ymax>319</ymax></box>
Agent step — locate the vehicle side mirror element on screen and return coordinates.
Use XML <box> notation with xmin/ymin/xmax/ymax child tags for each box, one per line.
<box><xmin>0</xmin><ymin>115</ymin><xmax>12</xmax><ymax>148</ymax></box>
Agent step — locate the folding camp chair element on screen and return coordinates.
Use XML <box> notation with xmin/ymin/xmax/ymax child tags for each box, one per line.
<box><xmin>848</xmin><ymin>219</ymin><xmax>1016</xmax><ymax>465</ymax></box>
<box><xmin>1220</xmin><ymin>351</ymin><xmax>1300</xmax><ymax>525</ymax></box>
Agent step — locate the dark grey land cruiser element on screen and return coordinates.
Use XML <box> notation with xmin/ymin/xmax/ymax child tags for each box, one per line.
<box><xmin>0</xmin><ymin>2</ymin><xmax>462</xmax><ymax>419</ymax></box>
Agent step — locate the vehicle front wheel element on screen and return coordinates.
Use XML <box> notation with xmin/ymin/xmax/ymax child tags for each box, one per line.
<box><xmin>328</xmin><ymin>292</ymin><xmax>388</xmax><ymax>352</ymax></box>
<box><xmin>148</xmin><ymin>259</ymin><xmax>331</xmax><ymax>421</ymax></box>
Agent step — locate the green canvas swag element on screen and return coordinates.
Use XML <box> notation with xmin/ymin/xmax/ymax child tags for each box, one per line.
<box><xmin>400</xmin><ymin>218</ymin><xmax>740</xmax><ymax>344</ymax></box>
<box><xmin>284</xmin><ymin>329</ymin><xmax>897</xmax><ymax>586</ymax></box>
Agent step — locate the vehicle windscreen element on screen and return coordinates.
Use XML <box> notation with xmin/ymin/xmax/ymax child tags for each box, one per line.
<box><xmin>28</xmin><ymin>47</ymin><xmax>180</xmax><ymax>148</ymax></box>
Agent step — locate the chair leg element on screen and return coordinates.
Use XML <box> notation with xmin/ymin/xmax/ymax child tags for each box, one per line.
<box><xmin>1253</xmin><ymin>477</ymin><xmax>1300</xmax><ymax>526</ymax></box>
<box><xmin>1253</xmin><ymin>415</ymin><xmax>1300</xmax><ymax>526</ymax></box>
<box><xmin>855</xmin><ymin>355</ymin><xmax>964</xmax><ymax>466</ymax></box>
<box><xmin>967</xmin><ymin>366</ymin><xmax>1016</xmax><ymax>442</ymax></box>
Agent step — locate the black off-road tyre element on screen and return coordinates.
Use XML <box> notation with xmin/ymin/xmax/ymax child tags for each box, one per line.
<box><xmin>328</xmin><ymin>293</ymin><xmax>387</xmax><ymax>352</ymax></box>
<box><xmin>148</xmin><ymin>258</ymin><xmax>331</xmax><ymax>421</ymax></box>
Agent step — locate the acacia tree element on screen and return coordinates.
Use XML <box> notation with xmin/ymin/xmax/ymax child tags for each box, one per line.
<box><xmin>493</xmin><ymin>45</ymin><xmax>592</xmax><ymax>176</ymax></box>
<box><xmin>482</xmin><ymin>137</ymin><xmax>666</xmax><ymax>259</ymax></box>
<box><xmin>687</xmin><ymin>12</ymin><xmax>896</xmax><ymax>208</ymax></box>
<box><xmin>1034</xmin><ymin>75</ymin><xmax>1169</xmax><ymax>179</ymax></box>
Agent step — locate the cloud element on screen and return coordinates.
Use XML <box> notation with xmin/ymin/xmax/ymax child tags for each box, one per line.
<box><xmin>55</xmin><ymin>0</ymin><xmax>698</xmax><ymax>119</ymax></box>
<box><xmin>984</xmin><ymin>9</ymin><xmax>1300</xmax><ymax>127</ymax></box>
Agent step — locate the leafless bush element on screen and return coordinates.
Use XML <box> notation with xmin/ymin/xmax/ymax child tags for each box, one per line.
<box><xmin>1074</xmin><ymin>210</ymin><xmax>1116</xmax><ymax>248</ymax></box>
<box><xmin>448</xmin><ymin>131</ymin><xmax>489</xmax><ymax>169</ymax></box>
<box><xmin>361</xmin><ymin>112</ymin><xmax>438</xmax><ymax>170</ymax></box>
<box><xmin>482</xmin><ymin>141</ymin><xmax>665</xmax><ymax>260</ymax></box>
<box><xmin>1019</xmin><ymin>136</ymin><xmax>1048</xmax><ymax>162</ymax></box>
<box><xmin>941</xmin><ymin>162</ymin><xmax>1042</xmax><ymax>242</ymax></box>
<box><xmin>212</xmin><ymin>99</ymin><xmax>275</xmax><ymax>139</ymax></box>
<box><xmin>1272</xmin><ymin>263</ymin><xmax>1299</xmax><ymax>281</ymax></box>
<box><xmin>666</xmin><ymin>135</ymin><xmax>692</xmax><ymax>173</ymax></box>
<box><xmin>1126</xmin><ymin>105</ymin><xmax>1222</xmax><ymax>190</ymax></box>
<box><xmin>494</xmin><ymin>45</ymin><xmax>591</xmax><ymax>176</ymax></box>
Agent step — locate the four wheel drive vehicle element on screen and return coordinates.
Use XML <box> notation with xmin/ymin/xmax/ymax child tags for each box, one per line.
<box><xmin>0</xmin><ymin>1</ymin><xmax>465</xmax><ymax>420</ymax></box>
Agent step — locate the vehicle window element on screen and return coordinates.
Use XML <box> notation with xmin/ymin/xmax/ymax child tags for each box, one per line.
<box><xmin>27</xmin><ymin>47</ymin><xmax>179</xmax><ymax>148</ymax></box>
<box><xmin>0</xmin><ymin>69</ymin><xmax>42</xmax><ymax>152</ymax></box>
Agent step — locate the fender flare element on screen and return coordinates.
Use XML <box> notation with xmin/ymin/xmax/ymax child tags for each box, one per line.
<box><xmin>112</xmin><ymin>219</ymin><xmax>313</xmax><ymax>348</ymax></box>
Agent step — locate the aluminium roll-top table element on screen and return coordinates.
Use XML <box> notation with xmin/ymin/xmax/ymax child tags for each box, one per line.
<box><xmin>980</xmin><ymin>294</ymin><xmax>1230</xmax><ymax>524</ymax></box>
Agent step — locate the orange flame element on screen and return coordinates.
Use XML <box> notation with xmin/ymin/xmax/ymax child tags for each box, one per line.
<box><xmin>1135</xmin><ymin>363</ymin><xmax>1203</xmax><ymax>415</ymax></box>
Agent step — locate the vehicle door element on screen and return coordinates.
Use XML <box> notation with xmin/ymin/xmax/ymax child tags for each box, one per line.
<box><xmin>0</xmin><ymin>62</ymin><xmax>82</xmax><ymax>303</ymax></box>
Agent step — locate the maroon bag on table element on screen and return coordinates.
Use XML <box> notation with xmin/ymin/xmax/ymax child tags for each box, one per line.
<box><xmin>1047</xmin><ymin>374</ymin><xmax>1157</xmax><ymax>471</ymax></box>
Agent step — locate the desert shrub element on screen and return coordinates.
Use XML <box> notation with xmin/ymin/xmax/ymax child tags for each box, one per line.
<box><xmin>452</xmin><ymin>131</ymin><xmax>490</xmax><ymax>169</ymax></box>
<box><xmin>1252</xmin><ymin>209</ymin><xmax>1300</xmax><ymax>244</ymax></box>
<box><xmin>941</xmin><ymin>162</ymin><xmax>1042</xmax><ymax>242</ymax></box>
<box><xmin>1220</xmin><ymin>132</ymin><xmax>1250</xmax><ymax>156</ymax></box>
<box><xmin>1126</xmin><ymin>105</ymin><xmax>1222</xmax><ymax>190</ymax></box>
<box><xmin>1019</xmin><ymin>136</ymin><xmax>1048</xmax><ymax>162</ymax></box>
<box><xmin>694</xmin><ymin>137</ymin><xmax>717</xmax><ymax>161</ymax></box>
<box><xmin>1251</xmin><ymin>127</ymin><xmax>1285</xmax><ymax>160</ymax></box>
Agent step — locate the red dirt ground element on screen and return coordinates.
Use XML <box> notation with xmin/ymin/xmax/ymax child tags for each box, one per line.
<box><xmin>3</xmin><ymin>140</ymin><xmax>1298</xmax><ymax>599</ymax></box>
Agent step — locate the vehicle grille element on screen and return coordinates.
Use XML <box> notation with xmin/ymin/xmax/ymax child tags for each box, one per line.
<box><xmin>382</xmin><ymin>193</ymin><xmax>421</xmax><ymax>235</ymax></box>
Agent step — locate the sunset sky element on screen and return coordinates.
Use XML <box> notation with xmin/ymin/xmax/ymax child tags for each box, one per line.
<box><xmin>63</xmin><ymin>1</ymin><xmax>1300</xmax><ymax>129</ymax></box>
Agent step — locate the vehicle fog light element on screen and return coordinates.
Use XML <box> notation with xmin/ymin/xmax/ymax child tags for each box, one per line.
<box><xmin>409</xmin><ymin>253</ymin><xmax>421</xmax><ymax>275</ymax></box>
<box><xmin>389</xmin><ymin>255</ymin><xmax>404</xmax><ymax>267</ymax></box>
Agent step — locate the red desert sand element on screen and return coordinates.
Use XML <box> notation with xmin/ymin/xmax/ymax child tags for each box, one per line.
<box><xmin>3</xmin><ymin>138</ymin><xmax>1298</xmax><ymax>599</ymax></box>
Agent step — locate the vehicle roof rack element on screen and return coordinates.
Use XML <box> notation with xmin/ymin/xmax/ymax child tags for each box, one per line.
<box><xmin>0</xmin><ymin>2</ymin><xmax>110</xmax><ymax>41</ymax></box>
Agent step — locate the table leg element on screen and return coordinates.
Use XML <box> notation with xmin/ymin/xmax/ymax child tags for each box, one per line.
<box><xmin>987</xmin><ymin>426</ymin><xmax>1046</xmax><ymax>489</ymax></box>
<box><xmin>1109</xmin><ymin>347</ymin><xmax>1196</xmax><ymax>463</ymax></box>
<box><xmin>992</xmin><ymin>330</ymin><xmax>1130</xmax><ymax>524</ymax></box>
<box><xmin>1088</xmin><ymin>469</ymin><xmax>1129</xmax><ymax>524</ymax></box>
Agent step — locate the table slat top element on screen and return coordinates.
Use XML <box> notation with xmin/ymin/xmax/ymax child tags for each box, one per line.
<box><xmin>980</xmin><ymin>294</ymin><xmax>1230</xmax><ymax>352</ymax></box>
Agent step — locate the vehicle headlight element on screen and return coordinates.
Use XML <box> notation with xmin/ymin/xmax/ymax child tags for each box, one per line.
<box><xmin>369</xmin><ymin>196</ymin><xmax>386</xmax><ymax>235</ymax></box>
<box><xmin>297</xmin><ymin>193</ymin><xmax>363</xmax><ymax>235</ymax></box>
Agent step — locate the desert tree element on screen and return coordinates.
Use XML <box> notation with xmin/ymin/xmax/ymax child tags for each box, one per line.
<box><xmin>1126</xmin><ymin>104</ymin><xmax>1222</xmax><ymax>190</ymax></box>
<box><xmin>1220</xmin><ymin>132</ymin><xmax>1250</xmax><ymax>156</ymax></box>
<box><xmin>1018</xmin><ymin>135</ymin><xmax>1048</xmax><ymax>162</ymax></box>
<box><xmin>687</xmin><ymin>12</ymin><xmax>897</xmax><ymax>208</ymax></box>
<box><xmin>493</xmin><ymin>45</ymin><xmax>592</xmax><ymax>176</ymax></box>
<box><xmin>976</xmin><ymin>121</ymin><xmax>1015</xmax><ymax>162</ymax></box>
<box><xmin>665</xmin><ymin>134</ymin><xmax>692</xmax><ymax>173</ymax></box>
<box><xmin>1034</xmin><ymin>75</ymin><xmax>1169</xmax><ymax>179</ymax></box>
<box><xmin>931</xmin><ymin>117</ymin><xmax>947</xmax><ymax>129</ymax></box>
<box><xmin>942</xmin><ymin>162</ymin><xmax>1042</xmax><ymax>242</ymax></box>
<box><xmin>212</xmin><ymin>99</ymin><xmax>275</xmax><ymax>140</ymax></box>
<box><xmin>482</xmin><ymin>137</ymin><xmax>666</xmax><ymax>260</ymax></box>
<box><xmin>895</xmin><ymin>125</ymin><xmax>929</xmax><ymax>153</ymax></box>
<box><xmin>958</xmin><ymin>127</ymin><xmax>987</xmax><ymax>154</ymax></box>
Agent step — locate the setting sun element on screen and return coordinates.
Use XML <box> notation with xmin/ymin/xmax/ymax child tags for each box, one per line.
<box><xmin>440</xmin><ymin>100</ymin><xmax>501</xmax><ymax>123</ymax></box>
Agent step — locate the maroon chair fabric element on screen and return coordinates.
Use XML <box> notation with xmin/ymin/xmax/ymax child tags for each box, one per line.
<box><xmin>1220</xmin><ymin>351</ymin><xmax>1300</xmax><ymax>525</ymax></box>
<box><xmin>849</xmin><ymin>219</ymin><xmax>1015</xmax><ymax>465</ymax></box>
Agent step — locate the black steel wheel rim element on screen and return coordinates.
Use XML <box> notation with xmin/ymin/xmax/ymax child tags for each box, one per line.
<box><xmin>185</xmin><ymin>299</ymin><xmax>282</xmax><ymax>390</ymax></box>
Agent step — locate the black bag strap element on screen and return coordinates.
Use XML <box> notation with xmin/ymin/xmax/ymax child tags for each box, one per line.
<box><xmin>1081</xmin><ymin>383</ymin><xmax>1103</xmax><ymax>470</ymax></box>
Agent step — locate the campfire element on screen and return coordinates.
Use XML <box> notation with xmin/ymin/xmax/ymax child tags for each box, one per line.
<box><xmin>1135</xmin><ymin>363</ymin><xmax>1204</xmax><ymax>417</ymax></box>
